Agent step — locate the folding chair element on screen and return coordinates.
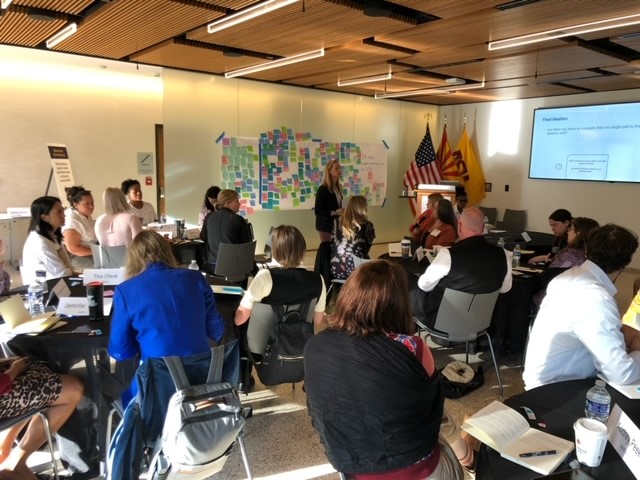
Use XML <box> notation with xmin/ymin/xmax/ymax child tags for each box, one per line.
<box><xmin>90</xmin><ymin>244</ymin><xmax>127</xmax><ymax>268</ymax></box>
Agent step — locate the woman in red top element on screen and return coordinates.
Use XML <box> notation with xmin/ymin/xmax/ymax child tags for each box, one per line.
<box><xmin>0</xmin><ymin>358</ymin><xmax>83</xmax><ymax>479</ymax></box>
<box><xmin>424</xmin><ymin>199</ymin><xmax>458</xmax><ymax>250</ymax></box>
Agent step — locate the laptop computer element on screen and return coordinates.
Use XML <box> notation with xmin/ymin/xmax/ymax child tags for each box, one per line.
<box><xmin>0</xmin><ymin>295</ymin><xmax>61</xmax><ymax>334</ymax></box>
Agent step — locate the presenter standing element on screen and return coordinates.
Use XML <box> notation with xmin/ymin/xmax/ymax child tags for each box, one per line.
<box><xmin>314</xmin><ymin>160</ymin><xmax>344</xmax><ymax>242</ymax></box>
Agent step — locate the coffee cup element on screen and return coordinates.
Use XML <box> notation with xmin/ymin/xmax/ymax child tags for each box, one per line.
<box><xmin>574</xmin><ymin>417</ymin><xmax>608</xmax><ymax>467</ymax></box>
<box><xmin>401</xmin><ymin>239</ymin><xmax>411</xmax><ymax>258</ymax></box>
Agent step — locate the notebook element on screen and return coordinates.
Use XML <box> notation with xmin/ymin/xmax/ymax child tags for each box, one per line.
<box><xmin>0</xmin><ymin>295</ymin><xmax>61</xmax><ymax>334</ymax></box>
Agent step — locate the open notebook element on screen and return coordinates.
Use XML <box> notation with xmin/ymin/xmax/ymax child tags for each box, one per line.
<box><xmin>0</xmin><ymin>295</ymin><xmax>62</xmax><ymax>334</ymax></box>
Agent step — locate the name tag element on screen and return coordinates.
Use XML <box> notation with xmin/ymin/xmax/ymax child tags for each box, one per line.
<box><xmin>83</xmin><ymin>268</ymin><xmax>126</xmax><ymax>285</ymax></box>
<box><xmin>430</xmin><ymin>228</ymin><xmax>441</xmax><ymax>237</ymax></box>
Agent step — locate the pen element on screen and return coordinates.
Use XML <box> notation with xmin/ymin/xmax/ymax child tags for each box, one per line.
<box><xmin>519</xmin><ymin>450</ymin><xmax>559</xmax><ymax>458</ymax></box>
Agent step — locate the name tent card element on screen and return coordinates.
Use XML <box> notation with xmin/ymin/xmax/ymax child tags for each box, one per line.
<box><xmin>57</xmin><ymin>298</ymin><xmax>89</xmax><ymax>316</ymax></box>
<box><xmin>608</xmin><ymin>404</ymin><xmax>640</xmax><ymax>479</ymax></box>
<box><xmin>82</xmin><ymin>268</ymin><xmax>126</xmax><ymax>286</ymax></box>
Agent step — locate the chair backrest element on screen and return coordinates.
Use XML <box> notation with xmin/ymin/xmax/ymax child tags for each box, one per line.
<box><xmin>246</xmin><ymin>299</ymin><xmax>317</xmax><ymax>355</ymax></box>
<box><xmin>91</xmin><ymin>244</ymin><xmax>127</xmax><ymax>268</ymax></box>
<box><xmin>497</xmin><ymin>209</ymin><xmax>526</xmax><ymax>232</ymax></box>
<box><xmin>479</xmin><ymin>206</ymin><xmax>498</xmax><ymax>226</ymax></box>
<box><xmin>351</xmin><ymin>253</ymin><xmax>369</xmax><ymax>269</ymax></box>
<box><xmin>432</xmin><ymin>288</ymin><xmax>500</xmax><ymax>343</ymax></box>
<box><xmin>214</xmin><ymin>241</ymin><xmax>256</xmax><ymax>282</ymax></box>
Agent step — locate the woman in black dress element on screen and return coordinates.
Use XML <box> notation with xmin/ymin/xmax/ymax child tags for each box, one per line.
<box><xmin>314</xmin><ymin>160</ymin><xmax>344</xmax><ymax>242</ymax></box>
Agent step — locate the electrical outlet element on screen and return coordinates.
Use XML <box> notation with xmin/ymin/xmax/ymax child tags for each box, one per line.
<box><xmin>505</xmin><ymin>185</ymin><xmax>510</xmax><ymax>192</ymax></box>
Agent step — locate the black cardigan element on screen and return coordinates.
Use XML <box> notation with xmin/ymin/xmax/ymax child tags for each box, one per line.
<box><xmin>314</xmin><ymin>184</ymin><xmax>341</xmax><ymax>233</ymax></box>
<box><xmin>304</xmin><ymin>330</ymin><xmax>443</xmax><ymax>474</ymax></box>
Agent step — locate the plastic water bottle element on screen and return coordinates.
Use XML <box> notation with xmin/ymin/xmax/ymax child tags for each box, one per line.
<box><xmin>512</xmin><ymin>243</ymin><xmax>522</xmax><ymax>268</ymax></box>
<box><xmin>35</xmin><ymin>268</ymin><xmax>48</xmax><ymax>294</ymax></box>
<box><xmin>188</xmin><ymin>260</ymin><xmax>199</xmax><ymax>271</ymax></box>
<box><xmin>497</xmin><ymin>237</ymin><xmax>506</xmax><ymax>249</ymax></box>
<box><xmin>585</xmin><ymin>379</ymin><xmax>611</xmax><ymax>423</ymax></box>
<box><xmin>27</xmin><ymin>283</ymin><xmax>45</xmax><ymax>317</ymax></box>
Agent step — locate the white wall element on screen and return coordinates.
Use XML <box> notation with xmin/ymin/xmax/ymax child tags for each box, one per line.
<box><xmin>0</xmin><ymin>45</ymin><xmax>162</xmax><ymax>216</ymax></box>
<box><xmin>162</xmin><ymin>69</ymin><xmax>437</xmax><ymax>251</ymax></box>
<box><xmin>440</xmin><ymin>90</ymin><xmax>640</xmax><ymax>268</ymax></box>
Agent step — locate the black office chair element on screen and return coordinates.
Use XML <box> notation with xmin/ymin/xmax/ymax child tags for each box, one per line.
<box><xmin>0</xmin><ymin>408</ymin><xmax>59</xmax><ymax>479</ymax></box>
<box><xmin>497</xmin><ymin>209</ymin><xmax>526</xmax><ymax>232</ymax></box>
<box><xmin>214</xmin><ymin>241</ymin><xmax>257</xmax><ymax>284</ymax></box>
<box><xmin>479</xmin><ymin>206</ymin><xmax>498</xmax><ymax>226</ymax></box>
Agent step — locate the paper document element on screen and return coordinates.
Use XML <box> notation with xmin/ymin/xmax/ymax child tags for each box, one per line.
<box><xmin>598</xmin><ymin>374</ymin><xmax>640</xmax><ymax>399</ymax></box>
<box><xmin>211</xmin><ymin>285</ymin><xmax>244</xmax><ymax>296</ymax></box>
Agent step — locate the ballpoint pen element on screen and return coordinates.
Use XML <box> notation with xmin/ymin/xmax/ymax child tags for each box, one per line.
<box><xmin>519</xmin><ymin>450</ymin><xmax>559</xmax><ymax>458</ymax></box>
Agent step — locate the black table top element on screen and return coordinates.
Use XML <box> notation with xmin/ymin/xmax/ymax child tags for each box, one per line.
<box><xmin>476</xmin><ymin>378</ymin><xmax>640</xmax><ymax>480</ymax></box>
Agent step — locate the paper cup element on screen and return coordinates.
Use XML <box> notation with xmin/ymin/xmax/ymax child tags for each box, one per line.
<box><xmin>574</xmin><ymin>417</ymin><xmax>608</xmax><ymax>467</ymax></box>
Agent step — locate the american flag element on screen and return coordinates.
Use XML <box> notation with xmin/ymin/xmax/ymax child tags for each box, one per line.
<box><xmin>403</xmin><ymin>124</ymin><xmax>441</xmax><ymax>215</ymax></box>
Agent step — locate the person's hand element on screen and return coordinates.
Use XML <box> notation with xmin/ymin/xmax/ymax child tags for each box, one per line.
<box><xmin>336</xmin><ymin>208</ymin><xmax>344</xmax><ymax>216</ymax></box>
<box><xmin>6</xmin><ymin>358</ymin><xmax>27</xmax><ymax>381</ymax></box>
<box><xmin>528</xmin><ymin>254</ymin><xmax>548</xmax><ymax>264</ymax></box>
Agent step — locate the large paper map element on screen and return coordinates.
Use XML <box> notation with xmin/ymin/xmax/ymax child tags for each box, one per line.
<box><xmin>220</xmin><ymin>127</ymin><xmax>387</xmax><ymax>213</ymax></box>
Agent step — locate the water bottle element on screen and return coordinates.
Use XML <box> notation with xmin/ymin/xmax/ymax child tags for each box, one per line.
<box><xmin>188</xmin><ymin>260</ymin><xmax>199</xmax><ymax>271</ymax></box>
<box><xmin>585</xmin><ymin>379</ymin><xmax>611</xmax><ymax>423</ymax></box>
<box><xmin>27</xmin><ymin>283</ymin><xmax>45</xmax><ymax>317</ymax></box>
<box><xmin>497</xmin><ymin>237</ymin><xmax>506</xmax><ymax>249</ymax></box>
<box><xmin>35</xmin><ymin>268</ymin><xmax>48</xmax><ymax>294</ymax></box>
<box><xmin>512</xmin><ymin>243</ymin><xmax>522</xmax><ymax>268</ymax></box>
<box><xmin>484</xmin><ymin>216</ymin><xmax>489</xmax><ymax>228</ymax></box>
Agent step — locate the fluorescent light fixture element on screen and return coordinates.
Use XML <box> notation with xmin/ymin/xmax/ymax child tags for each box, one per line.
<box><xmin>337</xmin><ymin>72</ymin><xmax>392</xmax><ymax>86</ymax></box>
<box><xmin>207</xmin><ymin>0</ymin><xmax>299</xmax><ymax>34</ymax></box>
<box><xmin>375</xmin><ymin>81</ymin><xmax>485</xmax><ymax>99</ymax></box>
<box><xmin>46</xmin><ymin>23</ymin><xmax>77</xmax><ymax>49</ymax></box>
<box><xmin>225</xmin><ymin>48</ymin><xmax>324</xmax><ymax>78</ymax></box>
<box><xmin>1</xmin><ymin>0</ymin><xmax>12</xmax><ymax>9</ymax></box>
<box><xmin>488</xmin><ymin>13</ymin><xmax>640</xmax><ymax>50</ymax></box>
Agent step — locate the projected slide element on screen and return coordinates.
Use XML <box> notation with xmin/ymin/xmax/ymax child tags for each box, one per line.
<box><xmin>529</xmin><ymin>102</ymin><xmax>640</xmax><ymax>183</ymax></box>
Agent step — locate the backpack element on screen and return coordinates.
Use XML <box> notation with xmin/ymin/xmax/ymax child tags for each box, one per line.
<box><xmin>146</xmin><ymin>346</ymin><xmax>251</xmax><ymax>480</ymax></box>
<box><xmin>253</xmin><ymin>303</ymin><xmax>314</xmax><ymax>386</ymax></box>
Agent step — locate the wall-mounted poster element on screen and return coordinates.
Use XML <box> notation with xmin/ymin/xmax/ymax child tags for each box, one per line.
<box><xmin>220</xmin><ymin>127</ymin><xmax>387</xmax><ymax>213</ymax></box>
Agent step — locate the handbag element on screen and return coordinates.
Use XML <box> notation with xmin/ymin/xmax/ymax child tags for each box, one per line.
<box><xmin>439</xmin><ymin>361</ymin><xmax>484</xmax><ymax>399</ymax></box>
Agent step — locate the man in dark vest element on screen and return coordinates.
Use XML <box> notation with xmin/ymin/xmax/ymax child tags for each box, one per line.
<box><xmin>411</xmin><ymin>207</ymin><xmax>512</xmax><ymax>329</ymax></box>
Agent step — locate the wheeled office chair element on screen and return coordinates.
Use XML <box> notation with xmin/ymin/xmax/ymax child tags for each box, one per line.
<box><xmin>496</xmin><ymin>209</ymin><xmax>526</xmax><ymax>232</ymax></box>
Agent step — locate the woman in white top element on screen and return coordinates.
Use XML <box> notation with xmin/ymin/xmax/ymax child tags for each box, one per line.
<box><xmin>22</xmin><ymin>196</ymin><xmax>74</xmax><ymax>285</ymax></box>
<box><xmin>95</xmin><ymin>188</ymin><xmax>143</xmax><ymax>247</ymax></box>
<box><xmin>62</xmin><ymin>186</ymin><xmax>97</xmax><ymax>268</ymax></box>
<box><xmin>121</xmin><ymin>178</ymin><xmax>157</xmax><ymax>226</ymax></box>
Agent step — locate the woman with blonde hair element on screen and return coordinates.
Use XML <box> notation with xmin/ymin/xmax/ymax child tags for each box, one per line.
<box><xmin>94</xmin><ymin>187</ymin><xmax>142</xmax><ymax>247</ymax></box>
<box><xmin>305</xmin><ymin>260</ymin><xmax>466</xmax><ymax>479</ymax></box>
<box><xmin>200</xmin><ymin>189</ymin><xmax>252</xmax><ymax>271</ymax></box>
<box><xmin>314</xmin><ymin>160</ymin><xmax>344</xmax><ymax>242</ymax></box>
<box><xmin>330</xmin><ymin>195</ymin><xmax>375</xmax><ymax>280</ymax></box>
<box><xmin>109</xmin><ymin>230</ymin><xmax>225</xmax><ymax>362</ymax></box>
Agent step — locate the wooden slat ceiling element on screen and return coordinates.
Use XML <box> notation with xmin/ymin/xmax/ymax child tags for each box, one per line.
<box><xmin>2</xmin><ymin>0</ymin><xmax>640</xmax><ymax>104</ymax></box>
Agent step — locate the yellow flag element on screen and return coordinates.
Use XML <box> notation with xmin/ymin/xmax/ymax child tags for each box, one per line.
<box><xmin>453</xmin><ymin>127</ymin><xmax>486</xmax><ymax>205</ymax></box>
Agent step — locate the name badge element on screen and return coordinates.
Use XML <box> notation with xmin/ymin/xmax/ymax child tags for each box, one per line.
<box><xmin>430</xmin><ymin>228</ymin><xmax>441</xmax><ymax>237</ymax></box>
<box><xmin>83</xmin><ymin>268</ymin><xmax>126</xmax><ymax>285</ymax></box>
